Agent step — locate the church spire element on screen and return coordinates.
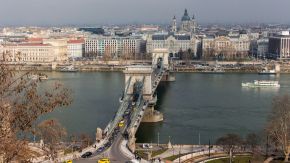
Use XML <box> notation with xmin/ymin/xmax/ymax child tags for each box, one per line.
<box><xmin>184</xmin><ymin>9</ymin><xmax>188</xmax><ymax>16</ymax></box>
<box><xmin>171</xmin><ymin>15</ymin><xmax>177</xmax><ymax>33</ymax></box>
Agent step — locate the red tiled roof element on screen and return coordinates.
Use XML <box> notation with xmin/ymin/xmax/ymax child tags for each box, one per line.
<box><xmin>26</xmin><ymin>38</ymin><xmax>43</xmax><ymax>42</ymax></box>
<box><xmin>18</xmin><ymin>43</ymin><xmax>51</xmax><ymax>46</ymax></box>
<box><xmin>67</xmin><ymin>39</ymin><xmax>84</xmax><ymax>44</ymax></box>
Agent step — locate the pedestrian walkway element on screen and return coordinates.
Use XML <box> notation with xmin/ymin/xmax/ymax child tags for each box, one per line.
<box><xmin>153</xmin><ymin>145</ymin><xmax>205</xmax><ymax>160</ymax></box>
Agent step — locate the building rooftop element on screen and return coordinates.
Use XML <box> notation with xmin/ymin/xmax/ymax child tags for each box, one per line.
<box><xmin>68</xmin><ymin>39</ymin><xmax>84</xmax><ymax>44</ymax></box>
<box><xmin>18</xmin><ymin>43</ymin><xmax>51</xmax><ymax>46</ymax></box>
<box><xmin>26</xmin><ymin>38</ymin><xmax>43</xmax><ymax>42</ymax></box>
<box><xmin>152</xmin><ymin>35</ymin><xmax>169</xmax><ymax>40</ymax></box>
<box><xmin>173</xmin><ymin>35</ymin><xmax>191</xmax><ymax>40</ymax></box>
<box><xmin>152</xmin><ymin>34</ymin><xmax>191</xmax><ymax>40</ymax></box>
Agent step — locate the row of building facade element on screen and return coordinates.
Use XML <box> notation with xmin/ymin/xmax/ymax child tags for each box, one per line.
<box><xmin>1</xmin><ymin>31</ymin><xmax>290</xmax><ymax>63</ymax></box>
<box><xmin>85</xmin><ymin>36</ymin><xmax>145</xmax><ymax>58</ymax></box>
<box><xmin>0</xmin><ymin>39</ymin><xmax>68</xmax><ymax>63</ymax></box>
<box><xmin>1</xmin><ymin>9</ymin><xmax>290</xmax><ymax>63</ymax></box>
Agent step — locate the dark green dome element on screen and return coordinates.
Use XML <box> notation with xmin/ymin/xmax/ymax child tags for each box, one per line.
<box><xmin>181</xmin><ymin>9</ymin><xmax>191</xmax><ymax>21</ymax></box>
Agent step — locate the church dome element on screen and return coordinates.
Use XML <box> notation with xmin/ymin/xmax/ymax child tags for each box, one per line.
<box><xmin>181</xmin><ymin>9</ymin><xmax>191</xmax><ymax>21</ymax></box>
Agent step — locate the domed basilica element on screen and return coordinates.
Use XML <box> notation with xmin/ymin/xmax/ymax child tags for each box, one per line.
<box><xmin>171</xmin><ymin>9</ymin><xmax>197</xmax><ymax>34</ymax></box>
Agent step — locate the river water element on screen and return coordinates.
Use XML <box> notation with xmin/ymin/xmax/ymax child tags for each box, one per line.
<box><xmin>39</xmin><ymin>72</ymin><xmax>290</xmax><ymax>144</ymax></box>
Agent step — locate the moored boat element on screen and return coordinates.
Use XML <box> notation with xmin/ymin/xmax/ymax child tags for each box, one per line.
<box><xmin>29</xmin><ymin>74</ymin><xmax>48</xmax><ymax>80</ymax></box>
<box><xmin>258</xmin><ymin>68</ymin><xmax>276</xmax><ymax>75</ymax></box>
<box><xmin>60</xmin><ymin>65</ymin><xmax>78</xmax><ymax>72</ymax></box>
<box><xmin>39</xmin><ymin>74</ymin><xmax>48</xmax><ymax>80</ymax></box>
<box><xmin>29</xmin><ymin>75</ymin><xmax>38</xmax><ymax>80</ymax></box>
<box><xmin>201</xmin><ymin>67</ymin><xmax>225</xmax><ymax>74</ymax></box>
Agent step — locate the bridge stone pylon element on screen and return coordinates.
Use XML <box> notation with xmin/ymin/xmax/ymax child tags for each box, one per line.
<box><xmin>152</xmin><ymin>48</ymin><xmax>169</xmax><ymax>69</ymax></box>
<box><xmin>123</xmin><ymin>65</ymin><xmax>153</xmax><ymax>99</ymax></box>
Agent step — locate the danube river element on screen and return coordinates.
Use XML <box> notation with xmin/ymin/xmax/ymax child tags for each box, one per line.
<box><xmin>39</xmin><ymin>72</ymin><xmax>290</xmax><ymax>144</ymax></box>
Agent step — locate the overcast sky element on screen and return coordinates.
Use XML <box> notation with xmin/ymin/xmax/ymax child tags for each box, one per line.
<box><xmin>0</xmin><ymin>0</ymin><xmax>290</xmax><ymax>26</ymax></box>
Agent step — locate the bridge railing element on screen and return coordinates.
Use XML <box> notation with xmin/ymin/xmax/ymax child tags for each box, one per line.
<box><xmin>131</xmin><ymin>100</ymin><xmax>147</xmax><ymax>135</ymax></box>
<box><xmin>107</xmin><ymin>95</ymin><xmax>131</xmax><ymax>136</ymax></box>
<box><xmin>152</xmin><ymin>68</ymin><xmax>165</xmax><ymax>93</ymax></box>
<box><xmin>104</xmin><ymin>76</ymin><xmax>132</xmax><ymax>136</ymax></box>
<box><xmin>127</xmin><ymin>77</ymin><xmax>146</xmax><ymax>131</ymax></box>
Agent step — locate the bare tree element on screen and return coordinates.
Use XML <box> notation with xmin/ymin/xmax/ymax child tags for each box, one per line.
<box><xmin>79</xmin><ymin>133</ymin><xmax>93</xmax><ymax>149</ymax></box>
<box><xmin>69</xmin><ymin>134</ymin><xmax>79</xmax><ymax>152</ymax></box>
<box><xmin>37</xmin><ymin>119</ymin><xmax>67</xmax><ymax>162</ymax></box>
<box><xmin>245</xmin><ymin>133</ymin><xmax>259</xmax><ymax>152</ymax></box>
<box><xmin>103</xmin><ymin>45</ymin><xmax>112</xmax><ymax>64</ymax></box>
<box><xmin>266</xmin><ymin>95</ymin><xmax>290</xmax><ymax>162</ymax></box>
<box><xmin>0</xmin><ymin>53</ymin><xmax>72</xmax><ymax>162</ymax></box>
<box><xmin>216</xmin><ymin>133</ymin><xmax>243</xmax><ymax>163</ymax></box>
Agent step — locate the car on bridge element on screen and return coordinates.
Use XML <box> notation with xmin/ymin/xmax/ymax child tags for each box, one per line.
<box><xmin>98</xmin><ymin>158</ymin><xmax>110</xmax><ymax>163</ymax></box>
<box><xmin>118</xmin><ymin>120</ymin><xmax>125</xmax><ymax>127</ymax></box>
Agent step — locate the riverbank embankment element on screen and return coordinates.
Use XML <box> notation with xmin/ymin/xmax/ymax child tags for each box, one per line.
<box><xmin>5</xmin><ymin>60</ymin><xmax>290</xmax><ymax>73</ymax></box>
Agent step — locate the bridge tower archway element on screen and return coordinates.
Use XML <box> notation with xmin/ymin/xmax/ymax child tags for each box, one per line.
<box><xmin>123</xmin><ymin>65</ymin><xmax>153</xmax><ymax>100</ymax></box>
<box><xmin>152</xmin><ymin>48</ymin><xmax>169</xmax><ymax>69</ymax></box>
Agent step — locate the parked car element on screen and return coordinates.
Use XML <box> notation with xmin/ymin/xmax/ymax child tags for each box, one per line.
<box><xmin>97</xmin><ymin>146</ymin><xmax>105</xmax><ymax>152</ymax></box>
<box><xmin>81</xmin><ymin>151</ymin><xmax>92</xmax><ymax>158</ymax></box>
<box><xmin>142</xmin><ymin>143</ymin><xmax>153</xmax><ymax>149</ymax></box>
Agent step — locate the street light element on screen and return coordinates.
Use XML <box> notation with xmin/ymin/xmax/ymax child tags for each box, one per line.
<box><xmin>179</xmin><ymin>145</ymin><xmax>181</xmax><ymax>163</ymax></box>
<box><xmin>208</xmin><ymin>139</ymin><xmax>211</xmax><ymax>158</ymax></box>
<box><xmin>199</xmin><ymin>132</ymin><xmax>201</xmax><ymax>146</ymax></box>
<box><xmin>157</xmin><ymin>132</ymin><xmax>160</xmax><ymax>147</ymax></box>
<box><xmin>266</xmin><ymin>135</ymin><xmax>269</xmax><ymax>159</ymax></box>
<box><xmin>192</xmin><ymin>136</ymin><xmax>194</xmax><ymax>161</ymax></box>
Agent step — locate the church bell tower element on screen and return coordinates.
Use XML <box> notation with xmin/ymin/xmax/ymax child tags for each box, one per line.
<box><xmin>171</xmin><ymin>16</ymin><xmax>177</xmax><ymax>33</ymax></box>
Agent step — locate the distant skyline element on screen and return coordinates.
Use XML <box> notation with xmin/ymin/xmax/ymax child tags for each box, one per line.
<box><xmin>0</xmin><ymin>0</ymin><xmax>290</xmax><ymax>26</ymax></box>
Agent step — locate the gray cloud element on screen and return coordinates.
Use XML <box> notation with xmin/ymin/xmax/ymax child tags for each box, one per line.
<box><xmin>0</xmin><ymin>0</ymin><xmax>289</xmax><ymax>26</ymax></box>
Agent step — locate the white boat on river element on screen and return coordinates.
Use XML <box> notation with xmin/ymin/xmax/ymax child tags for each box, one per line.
<box><xmin>242</xmin><ymin>80</ymin><xmax>280</xmax><ymax>88</ymax></box>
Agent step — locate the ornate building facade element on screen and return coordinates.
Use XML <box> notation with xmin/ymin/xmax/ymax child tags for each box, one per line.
<box><xmin>0</xmin><ymin>43</ymin><xmax>55</xmax><ymax>63</ymax></box>
<box><xmin>202</xmin><ymin>35</ymin><xmax>250</xmax><ymax>59</ymax></box>
<box><xmin>146</xmin><ymin>33</ymin><xmax>198</xmax><ymax>57</ymax></box>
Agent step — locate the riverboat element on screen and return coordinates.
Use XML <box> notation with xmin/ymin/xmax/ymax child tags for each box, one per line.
<box><xmin>241</xmin><ymin>80</ymin><xmax>280</xmax><ymax>88</ymax></box>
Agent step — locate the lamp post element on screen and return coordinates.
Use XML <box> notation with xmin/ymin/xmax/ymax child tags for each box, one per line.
<box><xmin>266</xmin><ymin>135</ymin><xmax>269</xmax><ymax>159</ymax></box>
<box><xmin>192</xmin><ymin>136</ymin><xmax>194</xmax><ymax>161</ymax></box>
<box><xmin>179</xmin><ymin>144</ymin><xmax>181</xmax><ymax>163</ymax></box>
<box><xmin>208</xmin><ymin>139</ymin><xmax>211</xmax><ymax>158</ymax></box>
<box><xmin>199</xmin><ymin>132</ymin><xmax>201</xmax><ymax>146</ymax></box>
<box><xmin>157</xmin><ymin>132</ymin><xmax>160</xmax><ymax>147</ymax></box>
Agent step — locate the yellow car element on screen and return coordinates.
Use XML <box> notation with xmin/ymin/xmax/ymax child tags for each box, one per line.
<box><xmin>98</xmin><ymin>158</ymin><xmax>110</xmax><ymax>163</ymax></box>
<box><xmin>64</xmin><ymin>160</ymin><xmax>72</xmax><ymax>163</ymax></box>
<box><xmin>118</xmin><ymin>120</ymin><xmax>124</xmax><ymax>127</ymax></box>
